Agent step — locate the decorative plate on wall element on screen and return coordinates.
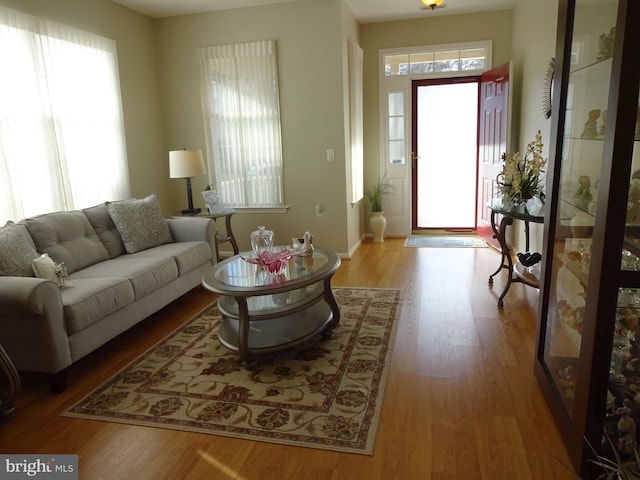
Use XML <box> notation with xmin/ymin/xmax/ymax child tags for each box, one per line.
<box><xmin>543</xmin><ymin>57</ymin><xmax>555</xmax><ymax>119</ymax></box>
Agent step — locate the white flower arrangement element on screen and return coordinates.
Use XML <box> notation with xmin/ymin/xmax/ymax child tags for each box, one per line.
<box><xmin>498</xmin><ymin>130</ymin><xmax>547</xmax><ymax>204</ymax></box>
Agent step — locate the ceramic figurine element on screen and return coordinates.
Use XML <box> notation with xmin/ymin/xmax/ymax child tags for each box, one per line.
<box><xmin>596</xmin><ymin>27</ymin><xmax>615</xmax><ymax>61</ymax></box>
<box><xmin>598</xmin><ymin>110</ymin><xmax>607</xmax><ymax>138</ymax></box>
<box><xmin>573</xmin><ymin>175</ymin><xmax>593</xmax><ymax>212</ymax></box>
<box><xmin>616</xmin><ymin>399</ymin><xmax>637</xmax><ymax>455</ymax></box>
<box><xmin>581</xmin><ymin>109</ymin><xmax>600</xmax><ymax>139</ymax></box>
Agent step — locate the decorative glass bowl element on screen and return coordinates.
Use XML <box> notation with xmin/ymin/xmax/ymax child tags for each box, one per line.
<box><xmin>242</xmin><ymin>248</ymin><xmax>298</xmax><ymax>274</ymax></box>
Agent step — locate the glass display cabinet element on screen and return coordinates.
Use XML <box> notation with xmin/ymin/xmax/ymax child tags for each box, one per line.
<box><xmin>534</xmin><ymin>0</ymin><xmax>640</xmax><ymax>477</ymax></box>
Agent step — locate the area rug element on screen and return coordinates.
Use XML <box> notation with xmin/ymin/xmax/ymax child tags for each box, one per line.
<box><xmin>404</xmin><ymin>235</ymin><xmax>487</xmax><ymax>248</ymax></box>
<box><xmin>62</xmin><ymin>287</ymin><xmax>402</xmax><ymax>455</ymax></box>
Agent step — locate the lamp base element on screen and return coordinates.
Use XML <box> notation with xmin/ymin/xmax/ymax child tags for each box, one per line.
<box><xmin>181</xmin><ymin>207</ymin><xmax>201</xmax><ymax>215</ymax></box>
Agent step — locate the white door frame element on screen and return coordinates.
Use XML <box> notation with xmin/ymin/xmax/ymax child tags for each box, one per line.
<box><xmin>377</xmin><ymin>41</ymin><xmax>493</xmax><ymax>236</ymax></box>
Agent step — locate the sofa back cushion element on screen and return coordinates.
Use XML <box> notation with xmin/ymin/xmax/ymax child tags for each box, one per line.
<box><xmin>107</xmin><ymin>193</ymin><xmax>173</xmax><ymax>254</ymax></box>
<box><xmin>0</xmin><ymin>221</ymin><xmax>39</xmax><ymax>277</ymax></box>
<box><xmin>83</xmin><ymin>203</ymin><xmax>126</xmax><ymax>258</ymax></box>
<box><xmin>24</xmin><ymin>211</ymin><xmax>109</xmax><ymax>274</ymax></box>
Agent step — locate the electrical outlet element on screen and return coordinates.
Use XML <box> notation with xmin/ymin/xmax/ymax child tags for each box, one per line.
<box><xmin>315</xmin><ymin>204</ymin><xmax>324</xmax><ymax>217</ymax></box>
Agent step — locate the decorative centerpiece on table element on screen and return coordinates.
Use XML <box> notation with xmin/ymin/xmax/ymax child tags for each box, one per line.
<box><xmin>242</xmin><ymin>225</ymin><xmax>298</xmax><ymax>284</ymax></box>
<box><xmin>497</xmin><ymin>130</ymin><xmax>547</xmax><ymax>207</ymax></box>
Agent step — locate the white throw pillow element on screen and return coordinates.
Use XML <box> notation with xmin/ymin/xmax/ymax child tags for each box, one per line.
<box><xmin>32</xmin><ymin>253</ymin><xmax>72</xmax><ymax>288</ymax></box>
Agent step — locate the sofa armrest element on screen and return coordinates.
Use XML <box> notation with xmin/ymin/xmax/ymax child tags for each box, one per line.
<box><xmin>0</xmin><ymin>277</ymin><xmax>72</xmax><ymax>374</ymax></box>
<box><xmin>166</xmin><ymin>217</ymin><xmax>217</xmax><ymax>262</ymax></box>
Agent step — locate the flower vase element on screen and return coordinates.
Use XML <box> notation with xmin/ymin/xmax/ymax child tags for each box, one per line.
<box><xmin>370</xmin><ymin>211</ymin><xmax>387</xmax><ymax>243</ymax></box>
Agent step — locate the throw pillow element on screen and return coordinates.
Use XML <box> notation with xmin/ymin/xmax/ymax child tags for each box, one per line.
<box><xmin>0</xmin><ymin>221</ymin><xmax>38</xmax><ymax>277</ymax></box>
<box><xmin>32</xmin><ymin>253</ymin><xmax>72</xmax><ymax>288</ymax></box>
<box><xmin>107</xmin><ymin>193</ymin><xmax>173</xmax><ymax>254</ymax></box>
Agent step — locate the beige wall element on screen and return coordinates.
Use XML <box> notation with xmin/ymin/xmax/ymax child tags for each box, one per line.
<box><xmin>1</xmin><ymin>0</ymin><xmax>562</xmax><ymax>258</ymax></box>
<box><xmin>510</xmin><ymin>0</ymin><xmax>559</xmax><ymax>253</ymax></box>
<box><xmin>155</xmin><ymin>0</ymin><xmax>356</xmax><ymax>256</ymax></box>
<box><xmin>359</xmin><ymin>10</ymin><xmax>514</xmax><ymax>234</ymax></box>
<box><xmin>0</xmin><ymin>0</ymin><xmax>170</xmax><ymax>211</ymax></box>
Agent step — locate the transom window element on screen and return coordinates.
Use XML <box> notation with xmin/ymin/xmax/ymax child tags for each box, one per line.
<box><xmin>384</xmin><ymin>42</ymin><xmax>490</xmax><ymax>76</ymax></box>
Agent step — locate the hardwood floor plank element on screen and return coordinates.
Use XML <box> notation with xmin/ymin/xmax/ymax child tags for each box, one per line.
<box><xmin>0</xmin><ymin>238</ymin><xmax>578</xmax><ymax>479</ymax></box>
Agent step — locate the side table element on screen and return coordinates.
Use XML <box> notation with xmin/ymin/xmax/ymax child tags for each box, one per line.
<box><xmin>0</xmin><ymin>343</ymin><xmax>21</xmax><ymax>421</ymax></box>
<box><xmin>173</xmin><ymin>208</ymin><xmax>239</xmax><ymax>261</ymax></box>
<box><xmin>487</xmin><ymin>198</ymin><xmax>545</xmax><ymax>308</ymax></box>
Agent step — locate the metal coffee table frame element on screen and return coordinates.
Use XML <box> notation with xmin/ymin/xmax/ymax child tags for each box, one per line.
<box><xmin>202</xmin><ymin>247</ymin><xmax>341</xmax><ymax>363</ymax></box>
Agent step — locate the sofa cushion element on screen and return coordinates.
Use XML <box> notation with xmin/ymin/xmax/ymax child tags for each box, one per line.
<box><xmin>83</xmin><ymin>203</ymin><xmax>126</xmax><ymax>258</ymax></box>
<box><xmin>70</xmin><ymin>255</ymin><xmax>178</xmax><ymax>300</ymax></box>
<box><xmin>131</xmin><ymin>241</ymin><xmax>212</xmax><ymax>276</ymax></box>
<box><xmin>24</xmin><ymin>211</ymin><xmax>109</xmax><ymax>274</ymax></box>
<box><xmin>60</xmin><ymin>277</ymin><xmax>135</xmax><ymax>334</ymax></box>
<box><xmin>0</xmin><ymin>221</ymin><xmax>38</xmax><ymax>277</ymax></box>
<box><xmin>107</xmin><ymin>193</ymin><xmax>173</xmax><ymax>254</ymax></box>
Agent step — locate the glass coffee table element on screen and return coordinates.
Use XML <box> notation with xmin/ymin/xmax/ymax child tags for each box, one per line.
<box><xmin>201</xmin><ymin>247</ymin><xmax>341</xmax><ymax>363</ymax></box>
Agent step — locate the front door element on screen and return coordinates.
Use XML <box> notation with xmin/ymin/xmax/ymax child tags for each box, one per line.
<box><xmin>476</xmin><ymin>62</ymin><xmax>512</xmax><ymax>249</ymax></box>
<box><xmin>411</xmin><ymin>77</ymin><xmax>480</xmax><ymax>231</ymax></box>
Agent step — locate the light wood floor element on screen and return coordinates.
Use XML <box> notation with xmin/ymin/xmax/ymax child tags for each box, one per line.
<box><xmin>0</xmin><ymin>238</ymin><xmax>578</xmax><ymax>479</ymax></box>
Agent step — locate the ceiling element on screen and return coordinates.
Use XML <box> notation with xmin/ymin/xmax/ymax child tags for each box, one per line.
<box><xmin>109</xmin><ymin>0</ymin><xmax>518</xmax><ymax>24</ymax></box>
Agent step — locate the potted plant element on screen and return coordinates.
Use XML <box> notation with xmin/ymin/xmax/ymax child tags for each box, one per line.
<box><xmin>589</xmin><ymin>431</ymin><xmax>640</xmax><ymax>479</ymax></box>
<box><xmin>555</xmin><ymin>432</ymin><xmax>640</xmax><ymax>479</ymax></box>
<box><xmin>365</xmin><ymin>176</ymin><xmax>391</xmax><ymax>243</ymax></box>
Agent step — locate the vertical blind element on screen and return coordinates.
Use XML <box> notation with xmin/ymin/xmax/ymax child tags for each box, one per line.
<box><xmin>198</xmin><ymin>40</ymin><xmax>284</xmax><ymax>208</ymax></box>
<box><xmin>0</xmin><ymin>7</ymin><xmax>130</xmax><ymax>223</ymax></box>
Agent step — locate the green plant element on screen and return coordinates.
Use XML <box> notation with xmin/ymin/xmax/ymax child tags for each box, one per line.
<box><xmin>365</xmin><ymin>176</ymin><xmax>391</xmax><ymax>212</ymax></box>
<box><xmin>552</xmin><ymin>431</ymin><xmax>640</xmax><ymax>480</ymax></box>
<box><xmin>590</xmin><ymin>431</ymin><xmax>640</xmax><ymax>480</ymax></box>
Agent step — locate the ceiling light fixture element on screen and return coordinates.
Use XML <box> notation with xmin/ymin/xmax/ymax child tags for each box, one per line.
<box><xmin>421</xmin><ymin>0</ymin><xmax>445</xmax><ymax>10</ymax></box>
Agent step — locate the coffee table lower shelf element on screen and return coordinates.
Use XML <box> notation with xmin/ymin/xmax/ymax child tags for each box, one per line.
<box><xmin>217</xmin><ymin>300</ymin><xmax>334</xmax><ymax>354</ymax></box>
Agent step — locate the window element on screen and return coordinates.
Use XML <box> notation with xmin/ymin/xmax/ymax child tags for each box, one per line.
<box><xmin>0</xmin><ymin>7</ymin><xmax>130</xmax><ymax>223</ymax></box>
<box><xmin>198</xmin><ymin>40</ymin><xmax>284</xmax><ymax>208</ymax></box>
<box><xmin>387</xmin><ymin>92</ymin><xmax>406</xmax><ymax>165</ymax></box>
<box><xmin>383</xmin><ymin>42</ymin><xmax>490</xmax><ymax>76</ymax></box>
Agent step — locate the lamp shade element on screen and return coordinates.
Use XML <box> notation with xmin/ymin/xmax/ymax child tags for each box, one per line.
<box><xmin>169</xmin><ymin>149</ymin><xmax>206</xmax><ymax>178</ymax></box>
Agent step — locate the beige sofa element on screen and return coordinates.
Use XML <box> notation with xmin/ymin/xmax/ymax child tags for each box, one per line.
<box><xmin>0</xmin><ymin>194</ymin><xmax>216</xmax><ymax>392</ymax></box>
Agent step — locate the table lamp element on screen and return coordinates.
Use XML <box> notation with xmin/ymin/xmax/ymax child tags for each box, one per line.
<box><xmin>169</xmin><ymin>149</ymin><xmax>206</xmax><ymax>214</ymax></box>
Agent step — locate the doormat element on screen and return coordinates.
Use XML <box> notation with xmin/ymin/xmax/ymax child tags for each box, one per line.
<box><xmin>404</xmin><ymin>235</ymin><xmax>487</xmax><ymax>248</ymax></box>
<box><xmin>62</xmin><ymin>287</ymin><xmax>403</xmax><ymax>455</ymax></box>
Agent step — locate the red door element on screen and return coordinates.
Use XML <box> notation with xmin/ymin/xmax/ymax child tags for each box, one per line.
<box><xmin>476</xmin><ymin>62</ymin><xmax>511</xmax><ymax>249</ymax></box>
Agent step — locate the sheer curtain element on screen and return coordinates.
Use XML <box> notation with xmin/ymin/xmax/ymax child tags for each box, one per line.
<box><xmin>198</xmin><ymin>40</ymin><xmax>284</xmax><ymax>208</ymax></box>
<box><xmin>0</xmin><ymin>7</ymin><xmax>130</xmax><ymax>223</ymax></box>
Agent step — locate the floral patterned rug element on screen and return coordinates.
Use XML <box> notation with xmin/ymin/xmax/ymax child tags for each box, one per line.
<box><xmin>62</xmin><ymin>287</ymin><xmax>402</xmax><ymax>455</ymax></box>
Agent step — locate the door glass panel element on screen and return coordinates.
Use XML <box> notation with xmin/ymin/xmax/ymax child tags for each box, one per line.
<box><xmin>388</xmin><ymin>92</ymin><xmax>405</xmax><ymax>165</ymax></box>
<box><xmin>542</xmin><ymin>0</ymin><xmax>618</xmax><ymax>417</ymax></box>
<box><xmin>415</xmin><ymin>81</ymin><xmax>478</xmax><ymax>228</ymax></box>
